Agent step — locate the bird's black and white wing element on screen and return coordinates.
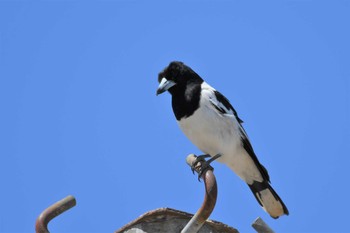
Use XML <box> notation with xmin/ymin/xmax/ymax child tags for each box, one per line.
<box><xmin>207</xmin><ymin>88</ymin><xmax>243</xmax><ymax>123</ymax></box>
<box><xmin>202</xmin><ymin>83</ymin><xmax>271</xmax><ymax>182</ymax></box>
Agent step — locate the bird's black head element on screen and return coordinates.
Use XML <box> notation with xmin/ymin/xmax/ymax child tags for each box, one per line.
<box><xmin>156</xmin><ymin>61</ymin><xmax>203</xmax><ymax>96</ymax></box>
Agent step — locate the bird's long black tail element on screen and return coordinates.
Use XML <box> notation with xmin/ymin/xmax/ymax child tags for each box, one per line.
<box><xmin>248</xmin><ymin>180</ymin><xmax>289</xmax><ymax>219</ymax></box>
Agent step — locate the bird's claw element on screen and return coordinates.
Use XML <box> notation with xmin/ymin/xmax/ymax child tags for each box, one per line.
<box><xmin>196</xmin><ymin>163</ymin><xmax>211</xmax><ymax>181</ymax></box>
<box><xmin>191</xmin><ymin>166</ymin><xmax>196</xmax><ymax>175</ymax></box>
<box><xmin>191</xmin><ymin>155</ymin><xmax>209</xmax><ymax>181</ymax></box>
<box><xmin>191</xmin><ymin>155</ymin><xmax>207</xmax><ymax>172</ymax></box>
<box><xmin>190</xmin><ymin>154</ymin><xmax>221</xmax><ymax>181</ymax></box>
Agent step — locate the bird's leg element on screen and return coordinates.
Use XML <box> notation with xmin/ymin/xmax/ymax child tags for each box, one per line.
<box><xmin>191</xmin><ymin>154</ymin><xmax>222</xmax><ymax>181</ymax></box>
<box><xmin>191</xmin><ymin>154</ymin><xmax>210</xmax><ymax>173</ymax></box>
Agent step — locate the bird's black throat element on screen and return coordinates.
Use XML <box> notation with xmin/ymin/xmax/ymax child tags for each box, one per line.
<box><xmin>170</xmin><ymin>79</ymin><xmax>203</xmax><ymax>121</ymax></box>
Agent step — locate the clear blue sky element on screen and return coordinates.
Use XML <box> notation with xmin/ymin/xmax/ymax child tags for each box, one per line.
<box><xmin>1</xmin><ymin>1</ymin><xmax>349</xmax><ymax>233</ymax></box>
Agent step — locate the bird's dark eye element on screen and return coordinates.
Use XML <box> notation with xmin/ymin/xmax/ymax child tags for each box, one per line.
<box><xmin>158</xmin><ymin>61</ymin><xmax>184</xmax><ymax>84</ymax></box>
<box><xmin>168</xmin><ymin>69</ymin><xmax>180</xmax><ymax>83</ymax></box>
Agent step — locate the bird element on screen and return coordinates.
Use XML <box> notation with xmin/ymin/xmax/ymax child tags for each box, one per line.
<box><xmin>156</xmin><ymin>61</ymin><xmax>289</xmax><ymax>219</ymax></box>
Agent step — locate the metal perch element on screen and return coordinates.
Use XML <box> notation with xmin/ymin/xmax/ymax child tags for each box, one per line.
<box><xmin>181</xmin><ymin>154</ymin><xmax>218</xmax><ymax>233</ymax></box>
<box><xmin>35</xmin><ymin>195</ymin><xmax>76</xmax><ymax>233</ymax></box>
<box><xmin>252</xmin><ymin>217</ymin><xmax>275</xmax><ymax>233</ymax></box>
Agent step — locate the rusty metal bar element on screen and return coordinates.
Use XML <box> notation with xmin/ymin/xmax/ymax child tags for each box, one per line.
<box><xmin>35</xmin><ymin>195</ymin><xmax>76</xmax><ymax>233</ymax></box>
<box><xmin>252</xmin><ymin>217</ymin><xmax>275</xmax><ymax>233</ymax></box>
<box><xmin>181</xmin><ymin>154</ymin><xmax>218</xmax><ymax>233</ymax></box>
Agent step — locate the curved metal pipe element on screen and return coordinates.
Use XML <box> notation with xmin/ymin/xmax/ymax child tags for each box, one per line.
<box><xmin>35</xmin><ymin>195</ymin><xmax>76</xmax><ymax>233</ymax></box>
<box><xmin>252</xmin><ymin>217</ymin><xmax>275</xmax><ymax>233</ymax></box>
<box><xmin>182</xmin><ymin>154</ymin><xmax>218</xmax><ymax>233</ymax></box>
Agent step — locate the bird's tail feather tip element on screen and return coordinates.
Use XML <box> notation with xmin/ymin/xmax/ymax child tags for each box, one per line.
<box><xmin>248</xmin><ymin>180</ymin><xmax>289</xmax><ymax>219</ymax></box>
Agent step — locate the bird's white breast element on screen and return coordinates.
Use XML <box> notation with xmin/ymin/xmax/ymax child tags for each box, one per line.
<box><xmin>178</xmin><ymin>83</ymin><xmax>242</xmax><ymax>163</ymax></box>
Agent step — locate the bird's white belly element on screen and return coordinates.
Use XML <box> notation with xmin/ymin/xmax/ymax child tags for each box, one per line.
<box><xmin>178</xmin><ymin>104</ymin><xmax>241</xmax><ymax>162</ymax></box>
<box><xmin>178</xmin><ymin>103</ymin><xmax>263</xmax><ymax>183</ymax></box>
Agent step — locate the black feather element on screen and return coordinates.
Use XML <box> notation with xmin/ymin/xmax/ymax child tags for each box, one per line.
<box><xmin>213</xmin><ymin>91</ymin><xmax>243</xmax><ymax>123</ymax></box>
<box><xmin>240</xmin><ymin>127</ymin><xmax>270</xmax><ymax>182</ymax></box>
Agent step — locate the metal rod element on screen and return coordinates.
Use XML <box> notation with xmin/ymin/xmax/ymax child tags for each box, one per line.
<box><xmin>35</xmin><ymin>195</ymin><xmax>76</xmax><ymax>233</ymax></box>
<box><xmin>252</xmin><ymin>217</ymin><xmax>275</xmax><ymax>233</ymax></box>
<box><xmin>182</xmin><ymin>154</ymin><xmax>218</xmax><ymax>233</ymax></box>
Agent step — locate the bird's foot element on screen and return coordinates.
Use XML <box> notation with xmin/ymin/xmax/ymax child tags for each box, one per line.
<box><xmin>191</xmin><ymin>154</ymin><xmax>222</xmax><ymax>181</ymax></box>
<box><xmin>191</xmin><ymin>154</ymin><xmax>210</xmax><ymax>174</ymax></box>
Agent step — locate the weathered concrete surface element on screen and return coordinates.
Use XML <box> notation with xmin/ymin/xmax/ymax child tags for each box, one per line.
<box><xmin>116</xmin><ymin>208</ymin><xmax>239</xmax><ymax>233</ymax></box>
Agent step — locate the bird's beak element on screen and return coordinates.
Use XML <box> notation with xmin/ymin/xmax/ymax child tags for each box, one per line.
<box><xmin>156</xmin><ymin>77</ymin><xmax>176</xmax><ymax>95</ymax></box>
